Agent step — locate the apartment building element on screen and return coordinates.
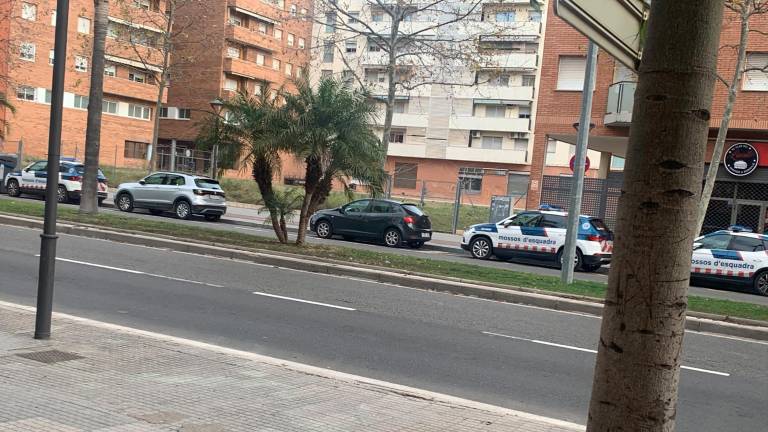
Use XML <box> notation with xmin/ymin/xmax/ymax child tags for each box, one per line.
<box><xmin>0</xmin><ymin>0</ymin><xmax>167</xmax><ymax>168</ymax></box>
<box><xmin>527</xmin><ymin>1</ymin><xmax>768</xmax><ymax>233</ymax></box>
<box><xmin>310</xmin><ymin>0</ymin><xmax>591</xmax><ymax>204</ymax></box>
<box><xmin>158</xmin><ymin>0</ymin><xmax>312</xmax><ymax>170</ymax></box>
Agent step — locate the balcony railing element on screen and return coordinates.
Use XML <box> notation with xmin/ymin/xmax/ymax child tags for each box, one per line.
<box><xmin>605</xmin><ymin>81</ymin><xmax>636</xmax><ymax>126</ymax></box>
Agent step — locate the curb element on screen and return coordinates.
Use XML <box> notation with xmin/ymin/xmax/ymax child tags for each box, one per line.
<box><xmin>2</xmin><ymin>213</ymin><xmax>767</xmax><ymax>342</ymax></box>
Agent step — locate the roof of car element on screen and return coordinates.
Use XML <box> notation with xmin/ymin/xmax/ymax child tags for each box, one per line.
<box><xmin>521</xmin><ymin>209</ymin><xmax>598</xmax><ymax>219</ymax></box>
<box><xmin>711</xmin><ymin>230</ymin><xmax>768</xmax><ymax>239</ymax></box>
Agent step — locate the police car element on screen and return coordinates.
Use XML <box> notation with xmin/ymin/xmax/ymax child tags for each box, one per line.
<box><xmin>692</xmin><ymin>229</ymin><xmax>768</xmax><ymax>295</ymax></box>
<box><xmin>4</xmin><ymin>159</ymin><xmax>108</xmax><ymax>204</ymax></box>
<box><xmin>461</xmin><ymin>206</ymin><xmax>613</xmax><ymax>272</ymax></box>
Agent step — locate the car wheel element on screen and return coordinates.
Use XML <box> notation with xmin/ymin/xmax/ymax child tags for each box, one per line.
<box><xmin>6</xmin><ymin>179</ymin><xmax>20</xmax><ymax>197</ymax></box>
<box><xmin>383</xmin><ymin>228</ymin><xmax>402</xmax><ymax>248</ymax></box>
<box><xmin>407</xmin><ymin>241</ymin><xmax>424</xmax><ymax>249</ymax></box>
<box><xmin>116</xmin><ymin>193</ymin><xmax>134</xmax><ymax>212</ymax></box>
<box><xmin>204</xmin><ymin>214</ymin><xmax>221</xmax><ymax>222</ymax></box>
<box><xmin>56</xmin><ymin>185</ymin><xmax>68</xmax><ymax>204</ymax></box>
<box><xmin>174</xmin><ymin>200</ymin><xmax>192</xmax><ymax>220</ymax></box>
<box><xmin>557</xmin><ymin>248</ymin><xmax>583</xmax><ymax>271</ymax></box>
<box><xmin>470</xmin><ymin>237</ymin><xmax>492</xmax><ymax>260</ymax></box>
<box><xmin>315</xmin><ymin>220</ymin><xmax>333</xmax><ymax>239</ymax></box>
<box><xmin>753</xmin><ymin>270</ymin><xmax>768</xmax><ymax>296</ymax></box>
<box><xmin>149</xmin><ymin>209</ymin><xmax>164</xmax><ymax>216</ymax></box>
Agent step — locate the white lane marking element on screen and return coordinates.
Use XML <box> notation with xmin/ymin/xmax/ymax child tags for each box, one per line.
<box><xmin>483</xmin><ymin>331</ymin><xmax>731</xmax><ymax>377</ymax></box>
<box><xmin>252</xmin><ymin>291</ymin><xmax>356</xmax><ymax>311</ymax></box>
<box><xmin>37</xmin><ymin>256</ymin><xmax>225</xmax><ymax>288</ymax></box>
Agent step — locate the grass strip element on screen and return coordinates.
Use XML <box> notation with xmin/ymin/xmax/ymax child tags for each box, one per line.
<box><xmin>1</xmin><ymin>198</ymin><xmax>766</xmax><ymax>321</ymax></box>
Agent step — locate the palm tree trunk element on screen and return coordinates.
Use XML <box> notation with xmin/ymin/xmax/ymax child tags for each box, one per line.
<box><xmin>586</xmin><ymin>2</ymin><xmax>724</xmax><ymax>431</ymax></box>
<box><xmin>80</xmin><ymin>0</ymin><xmax>109</xmax><ymax>214</ymax></box>
<box><xmin>252</xmin><ymin>154</ymin><xmax>286</xmax><ymax>243</ymax></box>
<box><xmin>296</xmin><ymin>156</ymin><xmax>322</xmax><ymax>245</ymax></box>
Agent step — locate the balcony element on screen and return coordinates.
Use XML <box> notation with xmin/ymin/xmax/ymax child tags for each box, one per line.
<box><xmin>445</xmin><ymin>147</ymin><xmax>528</xmax><ymax>164</ymax></box>
<box><xmin>374</xmin><ymin>112</ymin><xmax>428</xmax><ymax>128</ymax></box>
<box><xmin>475</xmin><ymin>21</ymin><xmax>542</xmax><ymax>37</ymax></box>
<box><xmin>369</xmin><ymin>21</ymin><xmax>437</xmax><ymax>37</ymax></box>
<box><xmin>604</xmin><ymin>81</ymin><xmax>636</xmax><ymax>126</ymax></box>
<box><xmin>226</xmin><ymin>24</ymin><xmax>283</xmax><ymax>53</ymax></box>
<box><xmin>223</xmin><ymin>57</ymin><xmax>284</xmax><ymax>83</ymax></box>
<box><xmin>227</xmin><ymin>0</ymin><xmax>281</xmax><ymax>23</ymax></box>
<box><xmin>388</xmin><ymin>143</ymin><xmax>427</xmax><ymax>158</ymax></box>
<box><xmin>450</xmin><ymin>116</ymin><xmax>530</xmax><ymax>133</ymax></box>
<box><xmin>451</xmin><ymin>85</ymin><xmax>534</xmax><ymax>101</ymax></box>
<box><xmin>103</xmin><ymin>77</ymin><xmax>159</xmax><ymax>103</ymax></box>
<box><xmin>480</xmin><ymin>53</ymin><xmax>538</xmax><ymax>70</ymax></box>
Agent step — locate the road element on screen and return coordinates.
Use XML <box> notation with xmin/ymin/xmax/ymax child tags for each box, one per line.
<box><xmin>2</xmin><ymin>193</ymin><xmax>766</xmax><ymax>306</ymax></box>
<box><xmin>0</xmin><ymin>225</ymin><xmax>766</xmax><ymax>431</ymax></box>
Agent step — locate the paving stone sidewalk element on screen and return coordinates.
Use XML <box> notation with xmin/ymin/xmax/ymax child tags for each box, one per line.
<box><xmin>0</xmin><ymin>304</ymin><xmax>583</xmax><ymax>432</ymax></box>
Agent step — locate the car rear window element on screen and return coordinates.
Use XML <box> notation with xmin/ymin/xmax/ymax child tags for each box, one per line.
<box><xmin>402</xmin><ymin>204</ymin><xmax>424</xmax><ymax>216</ymax></box>
<box><xmin>195</xmin><ymin>178</ymin><xmax>221</xmax><ymax>189</ymax></box>
<box><xmin>590</xmin><ymin>218</ymin><xmax>609</xmax><ymax>231</ymax></box>
<box><xmin>70</xmin><ymin>165</ymin><xmax>105</xmax><ymax>177</ymax></box>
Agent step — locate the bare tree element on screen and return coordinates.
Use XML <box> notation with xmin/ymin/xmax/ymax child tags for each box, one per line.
<box><xmin>586</xmin><ymin>1</ymin><xmax>724</xmax><ymax>431</ymax></box>
<box><xmin>80</xmin><ymin>0</ymin><xmax>110</xmax><ymax>214</ymax></box>
<box><xmin>310</xmin><ymin>0</ymin><xmax>540</xmax><ymax>167</ymax></box>
<box><xmin>696</xmin><ymin>0</ymin><xmax>768</xmax><ymax>234</ymax></box>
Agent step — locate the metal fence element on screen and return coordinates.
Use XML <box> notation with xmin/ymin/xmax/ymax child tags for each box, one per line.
<box><xmin>540</xmin><ymin>175</ymin><xmax>623</xmax><ymax>229</ymax></box>
<box><xmin>703</xmin><ymin>181</ymin><xmax>768</xmax><ymax>234</ymax></box>
<box><xmin>156</xmin><ymin>146</ymin><xmax>213</xmax><ymax>176</ymax></box>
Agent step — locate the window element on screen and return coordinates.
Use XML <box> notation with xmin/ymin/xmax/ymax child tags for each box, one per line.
<box><xmin>459</xmin><ymin>167</ymin><xmax>483</xmax><ymax>194</ymax></box>
<box><xmin>274</xmin><ymin>28</ymin><xmax>282</xmax><ymax>40</ymax></box>
<box><xmin>297</xmin><ymin>66</ymin><xmax>304</xmax><ymax>77</ymax></box>
<box><xmin>287</xmin><ymin>33</ymin><xmax>294</xmax><ymax>46</ymax></box>
<box><xmin>365</xmin><ymin>69</ymin><xmax>385</xmax><ymax>83</ymax></box>
<box><xmin>285</xmin><ymin>63</ymin><xmax>292</xmax><ymax>76</ymax></box>
<box><xmin>506</xmin><ymin>212</ymin><xmax>541</xmax><ymax>227</ymax></box>
<box><xmin>22</xmin><ymin>2</ymin><xmax>37</xmax><ymax>21</ymax></box>
<box><xmin>485</xmin><ymin>105</ymin><xmax>506</xmax><ymax>118</ymax></box>
<box><xmin>481</xmin><ymin>136</ymin><xmax>503</xmax><ymax>150</ymax></box>
<box><xmin>257</xmin><ymin>22</ymin><xmax>267</xmax><ymax>33</ymax></box>
<box><xmin>528</xmin><ymin>10</ymin><xmax>542</xmax><ymax>22</ymax></box>
<box><xmin>16</xmin><ymin>86</ymin><xmax>35</xmax><ymax>101</ymax></box>
<box><xmin>372</xmin><ymin>11</ymin><xmax>384</xmax><ymax>22</ymax></box>
<box><xmin>73</xmin><ymin>95</ymin><xmax>89</xmax><ymax>109</ymax></box>
<box><xmin>489</xmin><ymin>74</ymin><xmax>509</xmax><ymax>87</ymax></box>
<box><xmin>48</xmin><ymin>50</ymin><xmax>55</xmax><ymax>65</ymax></box>
<box><xmin>368</xmin><ymin>39</ymin><xmax>381</xmax><ymax>52</ymax></box>
<box><xmin>51</xmin><ymin>9</ymin><xmax>56</xmax><ymax>25</ymax></box>
<box><xmin>27</xmin><ymin>161</ymin><xmax>48</xmax><ymax>171</ymax></box>
<box><xmin>522</xmin><ymin>75</ymin><xmax>536</xmax><ymax>87</ymax></box>
<box><xmin>728</xmin><ymin>236</ymin><xmax>766</xmax><ymax>252</ymax></box>
<box><xmin>289</xmin><ymin>5</ymin><xmax>296</xmax><ymax>16</ymax></box>
<box><xmin>133</xmin><ymin>0</ymin><xmax>153</xmax><ymax>10</ymax></box>
<box><xmin>349</xmin><ymin>11</ymin><xmax>360</xmax><ymax>23</ymax></box>
<box><xmin>159</xmin><ymin>107</ymin><xmax>169</xmax><ymax>118</ymax></box>
<box><xmin>103</xmin><ymin>100</ymin><xmax>118</xmax><ymax>113</ymax></box>
<box><xmin>539</xmin><ymin>214</ymin><xmax>566</xmax><ymax>229</ymax></box>
<box><xmin>124</xmin><ymin>141</ymin><xmax>149</xmax><ymax>159</ymax></box>
<box><xmin>229</xmin><ymin>14</ymin><xmax>242</xmax><ymax>26</ymax></box>
<box><xmin>19</xmin><ymin>42</ymin><xmax>35</xmax><ymax>61</ymax></box>
<box><xmin>44</xmin><ymin>89</ymin><xmax>51</xmax><ymax>103</ymax></box>
<box><xmin>744</xmin><ymin>53</ymin><xmax>768</xmax><ymax>91</ymax></box>
<box><xmin>75</xmin><ymin>56</ymin><xmax>88</xmax><ymax>72</ymax></box>
<box><xmin>227</xmin><ymin>46</ymin><xmax>240</xmax><ymax>58</ymax></box>
<box><xmin>393</xmin><ymin>100</ymin><xmax>408</xmax><ymax>114</ymax></box>
<box><xmin>104</xmin><ymin>64</ymin><xmax>116</xmax><ymax>76</ymax></box>
<box><xmin>698</xmin><ymin>234</ymin><xmax>731</xmax><ymax>250</ymax></box>
<box><xmin>546</xmin><ymin>139</ymin><xmax>557</xmax><ymax>154</ymax></box>
<box><xmin>272</xmin><ymin>58</ymin><xmax>280</xmax><ymax>71</ymax></box>
<box><xmin>300</xmin><ymin>8</ymin><xmax>307</xmax><ymax>19</ymax></box>
<box><xmin>128</xmin><ymin>103</ymin><xmax>151</xmax><ymax>119</ymax></box>
<box><xmin>167</xmin><ymin>174</ymin><xmax>185</xmax><ymax>186</ymax></box>
<box><xmin>389</xmin><ymin>128</ymin><xmax>405</xmax><ymax>143</ymax></box>
<box><xmin>224</xmin><ymin>77</ymin><xmax>238</xmax><ymax>91</ymax></box>
<box><xmin>77</xmin><ymin>16</ymin><xmax>91</xmax><ymax>34</ymax></box>
<box><xmin>256</xmin><ymin>53</ymin><xmax>265</xmax><ymax>66</ymax></box>
<box><xmin>325</xmin><ymin>12</ymin><xmax>336</xmax><ymax>33</ymax></box>
<box><xmin>557</xmin><ymin>56</ymin><xmax>587</xmax><ymax>90</ymax></box>
<box><xmin>321</xmin><ymin>69</ymin><xmax>333</xmax><ymax>78</ymax></box>
<box><xmin>323</xmin><ymin>42</ymin><xmax>334</xmax><ymax>62</ymax></box>
<box><xmin>277</xmin><ymin>0</ymin><xmax>285</xmax><ymax>9</ymax></box>
<box><xmin>345</xmin><ymin>40</ymin><xmax>357</xmax><ymax>53</ymax></box>
<box><xmin>495</xmin><ymin>11</ymin><xmax>515</xmax><ymax>22</ymax></box>
<box><xmin>344</xmin><ymin>200</ymin><xmax>371</xmax><ymax>213</ymax></box>
<box><xmin>393</xmin><ymin>163</ymin><xmax>417</xmax><ymax>189</ymax></box>
<box><xmin>513</xmin><ymin>138</ymin><xmax>528</xmax><ymax>151</ymax></box>
<box><xmin>370</xmin><ymin>201</ymin><xmax>399</xmax><ymax>214</ymax></box>
<box><xmin>178</xmin><ymin>108</ymin><xmax>191</xmax><ymax>119</ymax></box>
<box><xmin>518</xmin><ymin>106</ymin><xmax>531</xmax><ymax>119</ymax></box>
<box><xmin>298</xmin><ymin>38</ymin><xmax>305</xmax><ymax>49</ymax></box>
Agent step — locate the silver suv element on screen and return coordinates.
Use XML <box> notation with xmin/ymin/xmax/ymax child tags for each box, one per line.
<box><xmin>114</xmin><ymin>172</ymin><xmax>227</xmax><ymax>221</ymax></box>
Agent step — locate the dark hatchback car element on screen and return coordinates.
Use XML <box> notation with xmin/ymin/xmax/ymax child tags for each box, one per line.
<box><xmin>310</xmin><ymin>199</ymin><xmax>433</xmax><ymax>248</ymax></box>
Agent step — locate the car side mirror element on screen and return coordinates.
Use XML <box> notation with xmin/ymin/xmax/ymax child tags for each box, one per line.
<box><xmin>693</xmin><ymin>243</ymin><xmax>702</xmax><ymax>250</ymax></box>
<box><xmin>138</xmin><ymin>180</ymin><xmax>146</xmax><ymax>185</ymax></box>
<box><xmin>23</xmin><ymin>168</ymin><xmax>30</xmax><ymax>172</ymax></box>
<box><xmin>339</xmin><ymin>206</ymin><xmax>346</xmax><ymax>214</ymax></box>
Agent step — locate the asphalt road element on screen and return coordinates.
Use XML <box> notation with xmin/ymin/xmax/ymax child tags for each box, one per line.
<box><xmin>0</xmin><ymin>225</ymin><xmax>766</xmax><ymax>431</ymax></box>
<box><xmin>2</xmin><ymin>194</ymin><xmax>766</xmax><ymax>306</ymax></box>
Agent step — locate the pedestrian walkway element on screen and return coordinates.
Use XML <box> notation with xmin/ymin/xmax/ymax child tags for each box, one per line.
<box><xmin>0</xmin><ymin>302</ymin><xmax>583</xmax><ymax>432</ymax></box>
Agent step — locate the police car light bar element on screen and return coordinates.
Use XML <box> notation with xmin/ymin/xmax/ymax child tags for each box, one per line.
<box><xmin>538</xmin><ymin>204</ymin><xmax>565</xmax><ymax>211</ymax></box>
<box><xmin>727</xmin><ymin>225</ymin><xmax>754</xmax><ymax>233</ymax></box>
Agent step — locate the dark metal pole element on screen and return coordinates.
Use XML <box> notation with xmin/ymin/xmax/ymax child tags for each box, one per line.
<box><xmin>35</xmin><ymin>0</ymin><xmax>70</xmax><ymax>340</ymax></box>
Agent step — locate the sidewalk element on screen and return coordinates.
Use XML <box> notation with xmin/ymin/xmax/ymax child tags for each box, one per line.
<box><xmin>0</xmin><ymin>302</ymin><xmax>583</xmax><ymax>432</ymax></box>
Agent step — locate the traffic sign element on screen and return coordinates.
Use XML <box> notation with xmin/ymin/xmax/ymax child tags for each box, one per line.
<box><xmin>570</xmin><ymin>155</ymin><xmax>591</xmax><ymax>172</ymax></box>
<box><xmin>554</xmin><ymin>0</ymin><xmax>650</xmax><ymax>71</ymax></box>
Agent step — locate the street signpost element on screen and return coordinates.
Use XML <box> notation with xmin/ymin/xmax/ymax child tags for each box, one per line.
<box><xmin>554</xmin><ymin>0</ymin><xmax>650</xmax><ymax>71</ymax></box>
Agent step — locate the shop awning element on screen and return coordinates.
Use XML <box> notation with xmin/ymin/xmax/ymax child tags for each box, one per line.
<box><xmin>549</xmin><ymin>133</ymin><xmax>629</xmax><ymax>158</ymax></box>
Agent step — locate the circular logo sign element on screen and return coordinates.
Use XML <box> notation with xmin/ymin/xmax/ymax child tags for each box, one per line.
<box><xmin>724</xmin><ymin>142</ymin><xmax>759</xmax><ymax>177</ymax></box>
<box><xmin>569</xmin><ymin>156</ymin><xmax>591</xmax><ymax>172</ymax></box>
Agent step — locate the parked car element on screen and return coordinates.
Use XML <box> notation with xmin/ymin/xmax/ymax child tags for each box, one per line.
<box><xmin>5</xmin><ymin>159</ymin><xmax>108</xmax><ymax>204</ymax></box>
<box><xmin>692</xmin><ymin>230</ymin><xmax>768</xmax><ymax>295</ymax></box>
<box><xmin>309</xmin><ymin>199</ymin><xmax>433</xmax><ymax>248</ymax></box>
<box><xmin>461</xmin><ymin>208</ymin><xmax>613</xmax><ymax>272</ymax></box>
<box><xmin>114</xmin><ymin>172</ymin><xmax>226</xmax><ymax>221</ymax></box>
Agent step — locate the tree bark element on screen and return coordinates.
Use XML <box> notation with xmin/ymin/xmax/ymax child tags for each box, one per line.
<box><xmin>296</xmin><ymin>155</ymin><xmax>322</xmax><ymax>245</ymax></box>
<box><xmin>586</xmin><ymin>2</ymin><xmax>724</xmax><ymax>431</ymax></box>
<box><xmin>379</xmin><ymin>11</ymin><xmax>400</xmax><ymax>169</ymax></box>
<box><xmin>252</xmin><ymin>154</ymin><xmax>287</xmax><ymax>243</ymax></box>
<box><xmin>696</xmin><ymin>4</ymin><xmax>751</xmax><ymax>235</ymax></box>
<box><xmin>147</xmin><ymin>1</ymin><xmax>174</xmax><ymax>174</ymax></box>
<box><xmin>80</xmin><ymin>0</ymin><xmax>110</xmax><ymax>214</ymax></box>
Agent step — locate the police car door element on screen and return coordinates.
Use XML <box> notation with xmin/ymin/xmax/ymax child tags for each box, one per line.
<box><xmin>723</xmin><ymin>235</ymin><xmax>766</xmax><ymax>280</ymax></box>
<box><xmin>21</xmin><ymin>161</ymin><xmax>47</xmax><ymax>191</ymax></box>
<box><xmin>498</xmin><ymin>212</ymin><xmax>542</xmax><ymax>255</ymax></box>
<box><xmin>536</xmin><ymin>213</ymin><xmax>566</xmax><ymax>256</ymax></box>
<box><xmin>691</xmin><ymin>233</ymin><xmax>732</xmax><ymax>280</ymax></box>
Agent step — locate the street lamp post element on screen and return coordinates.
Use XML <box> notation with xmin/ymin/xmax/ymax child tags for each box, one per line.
<box><xmin>35</xmin><ymin>0</ymin><xmax>70</xmax><ymax>340</ymax></box>
<box><xmin>209</xmin><ymin>98</ymin><xmax>224</xmax><ymax>180</ymax></box>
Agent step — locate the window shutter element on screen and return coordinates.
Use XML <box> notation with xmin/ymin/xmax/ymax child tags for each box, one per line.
<box><xmin>557</xmin><ymin>57</ymin><xmax>586</xmax><ymax>90</ymax></box>
<box><xmin>743</xmin><ymin>53</ymin><xmax>768</xmax><ymax>91</ymax></box>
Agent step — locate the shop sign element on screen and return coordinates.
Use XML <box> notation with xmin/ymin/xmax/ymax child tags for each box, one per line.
<box><xmin>724</xmin><ymin>142</ymin><xmax>759</xmax><ymax>177</ymax></box>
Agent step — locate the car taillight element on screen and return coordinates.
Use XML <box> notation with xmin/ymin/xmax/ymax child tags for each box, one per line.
<box><xmin>403</xmin><ymin>216</ymin><xmax>415</xmax><ymax>225</ymax></box>
<box><xmin>587</xmin><ymin>235</ymin><xmax>604</xmax><ymax>242</ymax></box>
<box><xmin>193</xmin><ymin>189</ymin><xmax>204</xmax><ymax>196</ymax></box>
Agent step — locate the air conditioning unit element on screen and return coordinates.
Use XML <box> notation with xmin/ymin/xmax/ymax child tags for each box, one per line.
<box><xmin>471</xmin><ymin>131</ymin><xmax>482</xmax><ymax>139</ymax></box>
<box><xmin>510</xmin><ymin>132</ymin><xmax>528</xmax><ymax>139</ymax></box>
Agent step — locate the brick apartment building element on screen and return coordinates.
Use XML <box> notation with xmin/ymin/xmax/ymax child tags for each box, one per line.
<box><xmin>157</xmin><ymin>0</ymin><xmax>312</xmax><ymax>172</ymax></box>
<box><xmin>527</xmin><ymin>2</ymin><xmax>768</xmax><ymax>233</ymax></box>
<box><xmin>0</xmin><ymin>0</ymin><xmax>168</xmax><ymax>169</ymax></box>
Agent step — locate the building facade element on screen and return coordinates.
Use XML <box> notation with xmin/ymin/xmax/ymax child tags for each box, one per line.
<box><xmin>527</xmin><ymin>2</ymin><xmax>768</xmax><ymax>233</ymax></box>
<box><xmin>157</xmin><ymin>0</ymin><xmax>312</xmax><ymax>172</ymax></box>
<box><xmin>0</xmin><ymin>0</ymin><xmax>168</xmax><ymax>169</ymax></box>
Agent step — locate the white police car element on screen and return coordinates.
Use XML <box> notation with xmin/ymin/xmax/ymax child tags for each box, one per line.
<box><xmin>692</xmin><ymin>230</ymin><xmax>768</xmax><ymax>295</ymax></box>
<box><xmin>461</xmin><ymin>207</ymin><xmax>613</xmax><ymax>272</ymax></box>
<box><xmin>4</xmin><ymin>159</ymin><xmax>108</xmax><ymax>204</ymax></box>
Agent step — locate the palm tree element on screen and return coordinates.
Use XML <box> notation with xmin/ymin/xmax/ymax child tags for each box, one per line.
<box><xmin>280</xmin><ymin>78</ymin><xmax>385</xmax><ymax>245</ymax></box>
<box><xmin>257</xmin><ymin>188</ymin><xmax>304</xmax><ymax>242</ymax></box>
<box><xmin>197</xmin><ymin>84</ymin><xmax>291</xmax><ymax>243</ymax></box>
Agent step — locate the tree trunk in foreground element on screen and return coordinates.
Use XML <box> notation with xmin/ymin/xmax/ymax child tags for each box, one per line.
<box><xmin>587</xmin><ymin>1</ymin><xmax>724</xmax><ymax>431</ymax></box>
<box><xmin>80</xmin><ymin>0</ymin><xmax>109</xmax><ymax>214</ymax></box>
